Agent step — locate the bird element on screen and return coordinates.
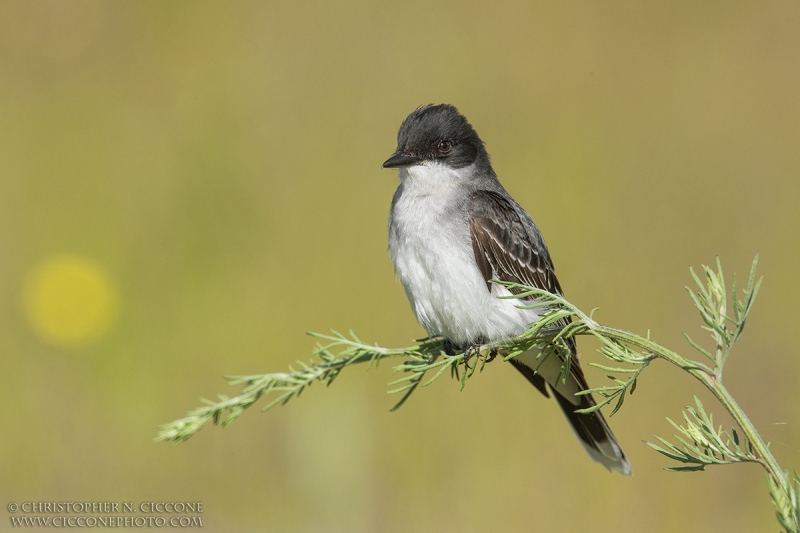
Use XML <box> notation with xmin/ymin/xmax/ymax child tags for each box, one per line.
<box><xmin>382</xmin><ymin>103</ymin><xmax>631</xmax><ymax>475</ymax></box>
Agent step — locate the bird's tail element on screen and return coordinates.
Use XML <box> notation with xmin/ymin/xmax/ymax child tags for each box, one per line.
<box><xmin>510</xmin><ymin>350</ymin><xmax>631</xmax><ymax>475</ymax></box>
<box><xmin>549</xmin><ymin>386</ymin><xmax>631</xmax><ymax>475</ymax></box>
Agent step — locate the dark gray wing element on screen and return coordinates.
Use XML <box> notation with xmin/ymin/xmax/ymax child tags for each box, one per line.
<box><xmin>467</xmin><ymin>190</ymin><xmax>631</xmax><ymax>475</ymax></box>
<box><xmin>466</xmin><ymin>189</ymin><xmax>571</xmax><ymax>350</ymax></box>
<box><xmin>466</xmin><ymin>188</ymin><xmax>576</xmax><ymax>398</ymax></box>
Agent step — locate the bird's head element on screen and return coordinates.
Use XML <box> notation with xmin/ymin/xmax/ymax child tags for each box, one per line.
<box><xmin>382</xmin><ymin>104</ymin><xmax>491</xmax><ymax>175</ymax></box>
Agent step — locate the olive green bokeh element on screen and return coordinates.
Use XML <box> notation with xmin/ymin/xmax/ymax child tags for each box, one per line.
<box><xmin>1</xmin><ymin>1</ymin><xmax>799</xmax><ymax>531</ymax></box>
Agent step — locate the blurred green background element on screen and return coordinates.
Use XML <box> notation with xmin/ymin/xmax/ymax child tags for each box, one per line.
<box><xmin>1</xmin><ymin>1</ymin><xmax>799</xmax><ymax>531</ymax></box>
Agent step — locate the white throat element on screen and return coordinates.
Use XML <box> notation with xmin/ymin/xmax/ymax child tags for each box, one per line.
<box><xmin>398</xmin><ymin>161</ymin><xmax>476</xmax><ymax>196</ymax></box>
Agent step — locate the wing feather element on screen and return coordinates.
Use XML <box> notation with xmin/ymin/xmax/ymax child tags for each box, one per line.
<box><xmin>466</xmin><ymin>189</ymin><xmax>573</xmax><ymax>353</ymax></box>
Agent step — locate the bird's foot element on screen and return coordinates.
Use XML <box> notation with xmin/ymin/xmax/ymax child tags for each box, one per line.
<box><xmin>445</xmin><ymin>338</ymin><xmax>496</xmax><ymax>378</ymax></box>
<box><xmin>463</xmin><ymin>336</ymin><xmax>495</xmax><ymax>369</ymax></box>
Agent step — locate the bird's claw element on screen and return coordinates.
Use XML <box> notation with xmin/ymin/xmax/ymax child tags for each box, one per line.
<box><xmin>444</xmin><ymin>338</ymin><xmax>496</xmax><ymax>376</ymax></box>
<box><xmin>463</xmin><ymin>346</ymin><xmax>477</xmax><ymax>369</ymax></box>
<box><xmin>463</xmin><ymin>337</ymin><xmax>494</xmax><ymax>369</ymax></box>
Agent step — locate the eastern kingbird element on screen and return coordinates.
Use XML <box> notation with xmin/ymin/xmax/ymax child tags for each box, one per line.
<box><xmin>382</xmin><ymin>104</ymin><xmax>631</xmax><ymax>475</ymax></box>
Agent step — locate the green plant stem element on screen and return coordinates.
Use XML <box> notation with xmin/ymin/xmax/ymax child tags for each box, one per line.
<box><xmin>593</xmin><ymin>322</ymin><xmax>791</xmax><ymax>505</ymax></box>
<box><xmin>155</xmin><ymin>341</ymin><xmax>424</xmax><ymax>444</ymax></box>
<box><xmin>700</xmin><ymin>377</ymin><xmax>789</xmax><ymax>494</ymax></box>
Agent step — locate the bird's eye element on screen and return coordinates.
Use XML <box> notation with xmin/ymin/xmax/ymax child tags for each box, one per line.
<box><xmin>437</xmin><ymin>140</ymin><xmax>452</xmax><ymax>154</ymax></box>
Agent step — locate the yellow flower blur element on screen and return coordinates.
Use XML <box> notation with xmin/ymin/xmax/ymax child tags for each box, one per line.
<box><xmin>23</xmin><ymin>255</ymin><xmax>118</xmax><ymax>348</ymax></box>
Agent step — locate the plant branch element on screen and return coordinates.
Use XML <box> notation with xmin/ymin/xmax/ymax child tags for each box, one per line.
<box><xmin>156</xmin><ymin>255</ymin><xmax>797</xmax><ymax>532</ymax></box>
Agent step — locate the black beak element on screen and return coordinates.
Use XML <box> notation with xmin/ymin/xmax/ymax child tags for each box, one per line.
<box><xmin>382</xmin><ymin>151</ymin><xmax>422</xmax><ymax>168</ymax></box>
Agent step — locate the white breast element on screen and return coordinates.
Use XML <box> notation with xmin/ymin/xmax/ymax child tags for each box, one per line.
<box><xmin>388</xmin><ymin>163</ymin><xmax>540</xmax><ymax>345</ymax></box>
